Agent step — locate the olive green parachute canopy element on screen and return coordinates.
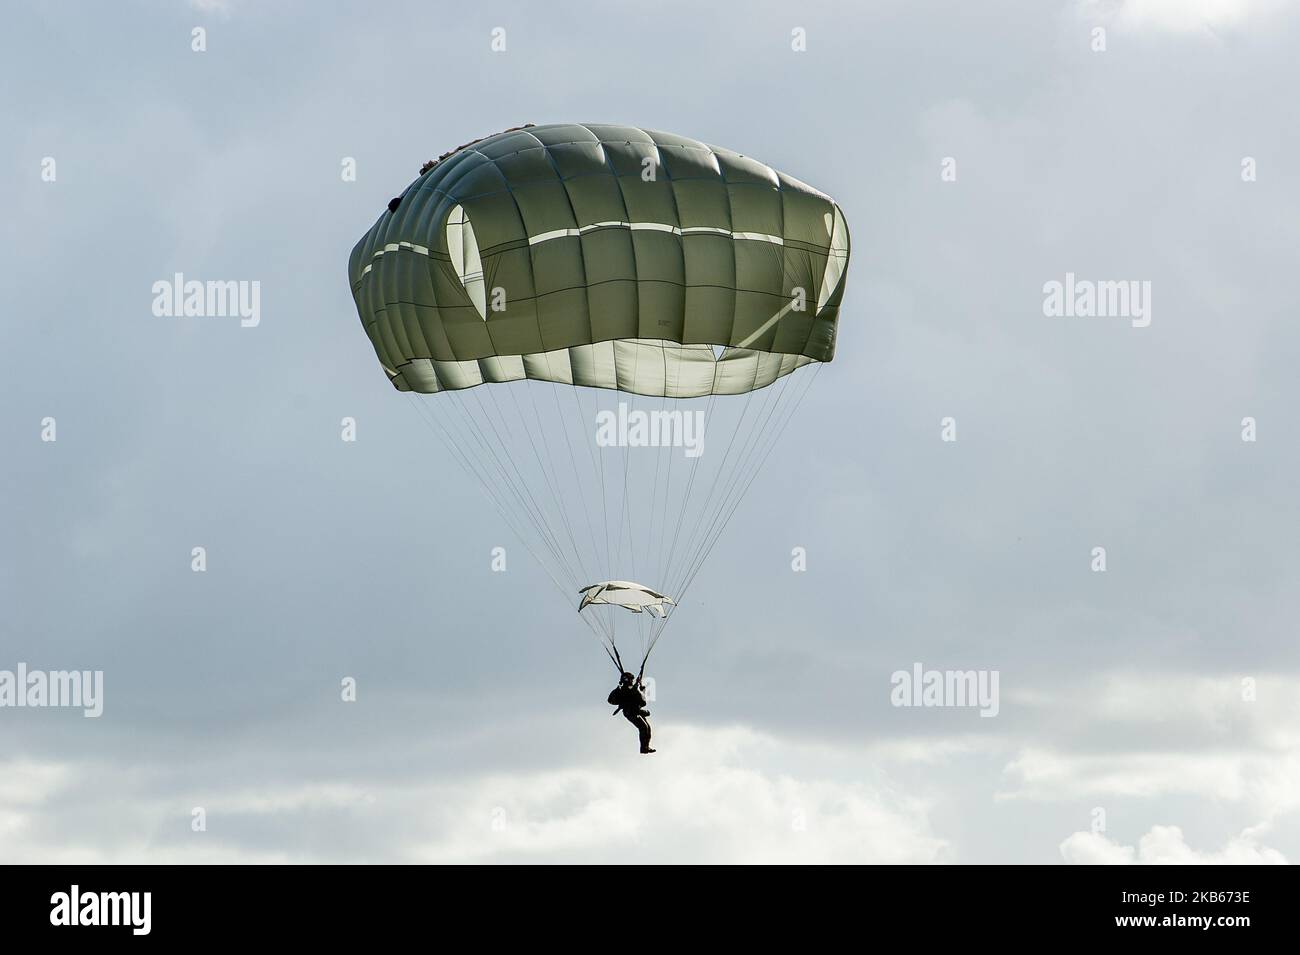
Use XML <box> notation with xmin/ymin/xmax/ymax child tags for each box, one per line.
<box><xmin>351</xmin><ymin>124</ymin><xmax>852</xmax><ymax>674</ymax></box>
<box><xmin>348</xmin><ymin>123</ymin><xmax>850</xmax><ymax>398</ymax></box>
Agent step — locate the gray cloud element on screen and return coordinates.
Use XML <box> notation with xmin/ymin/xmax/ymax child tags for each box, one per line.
<box><xmin>2</xmin><ymin>0</ymin><xmax>1298</xmax><ymax>863</ymax></box>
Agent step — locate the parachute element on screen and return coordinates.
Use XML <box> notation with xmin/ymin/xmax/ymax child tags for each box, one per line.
<box><xmin>349</xmin><ymin>123</ymin><xmax>850</xmax><ymax>674</ymax></box>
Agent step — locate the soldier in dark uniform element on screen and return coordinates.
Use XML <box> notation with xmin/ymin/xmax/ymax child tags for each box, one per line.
<box><xmin>608</xmin><ymin>672</ymin><xmax>655</xmax><ymax>754</ymax></box>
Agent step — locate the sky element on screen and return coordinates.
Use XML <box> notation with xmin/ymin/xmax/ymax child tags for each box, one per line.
<box><xmin>2</xmin><ymin>0</ymin><xmax>1298</xmax><ymax>864</ymax></box>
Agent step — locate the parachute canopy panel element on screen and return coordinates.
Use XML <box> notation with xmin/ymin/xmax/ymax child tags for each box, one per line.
<box><xmin>348</xmin><ymin>123</ymin><xmax>850</xmax><ymax>398</ymax></box>
<box><xmin>578</xmin><ymin>581</ymin><xmax>676</xmax><ymax>618</ymax></box>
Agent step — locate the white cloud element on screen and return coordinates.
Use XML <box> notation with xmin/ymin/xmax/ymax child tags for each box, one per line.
<box><xmin>0</xmin><ymin>727</ymin><xmax>947</xmax><ymax>864</ymax></box>
<box><xmin>997</xmin><ymin>674</ymin><xmax>1300</xmax><ymax>822</ymax></box>
<box><xmin>1060</xmin><ymin>824</ymin><xmax>1287</xmax><ymax>864</ymax></box>
<box><xmin>1079</xmin><ymin>0</ymin><xmax>1289</xmax><ymax>35</ymax></box>
<box><xmin>371</xmin><ymin>725</ymin><xmax>947</xmax><ymax>864</ymax></box>
<box><xmin>187</xmin><ymin>0</ymin><xmax>235</xmax><ymax>16</ymax></box>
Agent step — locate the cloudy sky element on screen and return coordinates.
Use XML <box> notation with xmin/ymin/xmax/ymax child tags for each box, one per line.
<box><xmin>3</xmin><ymin>0</ymin><xmax>1298</xmax><ymax>864</ymax></box>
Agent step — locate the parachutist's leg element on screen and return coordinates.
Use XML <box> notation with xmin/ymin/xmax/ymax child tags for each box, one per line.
<box><xmin>634</xmin><ymin>714</ymin><xmax>653</xmax><ymax>753</ymax></box>
<box><xmin>623</xmin><ymin>711</ymin><xmax>651</xmax><ymax>752</ymax></box>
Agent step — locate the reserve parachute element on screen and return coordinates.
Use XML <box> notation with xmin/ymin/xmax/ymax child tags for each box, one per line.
<box><xmin>349</xmin><ymin>123</ymin><xmax>850</xmax><ymax>674</ymax></box>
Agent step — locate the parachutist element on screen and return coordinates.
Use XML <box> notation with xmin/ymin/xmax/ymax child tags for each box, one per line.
<box><xmin>608</xmin><ymin>671</ymin><xmax>655</xmax><ymax>754</ymax></box>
